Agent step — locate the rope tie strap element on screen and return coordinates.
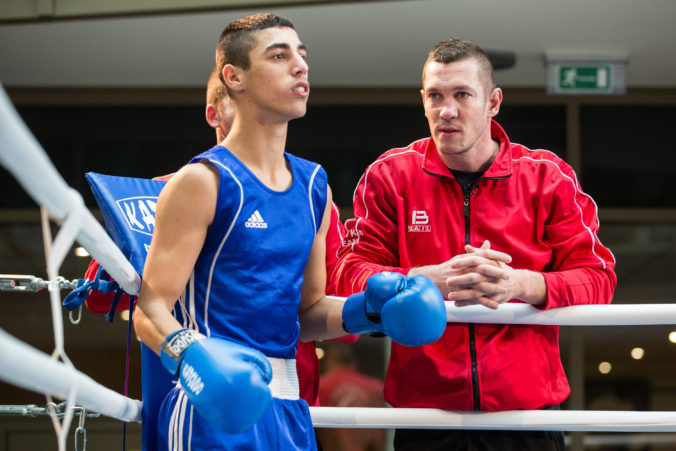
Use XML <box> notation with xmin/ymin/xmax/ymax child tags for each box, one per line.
<box><xmin>61</xmin><ymin>266</ymin><xmax>131</xmax><ymax>323</ymax></box>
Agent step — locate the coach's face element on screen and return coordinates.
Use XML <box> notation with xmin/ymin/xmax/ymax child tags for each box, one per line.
<box><xmin>421</xmin><ymin>57</ymin><xmax>501</xmax><ymax>168</ymax></box>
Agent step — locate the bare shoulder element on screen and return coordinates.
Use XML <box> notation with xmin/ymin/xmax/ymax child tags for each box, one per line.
<box><xmin>157</xmin><ymin>161</ymin><xmax>220</xmax><ymax>223</ymax></box>
<box><xmin>167</xmin><ymin>161</ymin><xmax>220</xmax><ymax>193</ymax></box>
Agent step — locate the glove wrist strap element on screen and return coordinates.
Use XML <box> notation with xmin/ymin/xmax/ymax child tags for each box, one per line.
<box><xmin>161</xmin><ymin>328</ymin><xmax>204</xmax><ymax>376</ymax></box>
<box><xmin>342</xmin><ymin>292</ymin><xmax>384</xmax><ymax>335</ymax></box>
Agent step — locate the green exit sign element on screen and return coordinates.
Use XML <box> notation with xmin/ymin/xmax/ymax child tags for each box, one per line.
<box><xmin>545</xmin><ymin>52</ymin><xmax>628</xmax><ymax>95</ymax></box>
<box><xmin>558</xmin><ymin>65</ymin><xmax>612</xmax><ymax>92</ymax></box>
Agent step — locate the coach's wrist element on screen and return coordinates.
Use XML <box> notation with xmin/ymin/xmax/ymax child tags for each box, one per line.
<box><xmin>515</xmin><ymin>269</ymin><xmax>546</xmax><ymax>306</ymax></box>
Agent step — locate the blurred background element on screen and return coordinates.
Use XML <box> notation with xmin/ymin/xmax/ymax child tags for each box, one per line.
<box><xmin>1</xmin><ymin>0</ymin><xmax>675</xmax><ymax>449</ymax></box>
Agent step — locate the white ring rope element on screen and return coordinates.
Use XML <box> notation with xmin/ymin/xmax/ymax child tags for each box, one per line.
<box><xmin>0</xmin><ymin>85</ymin><xmax>140</xmax><ymax>295</ymax></box>
<box><xmin>444</xmin><ymin>301</ymin><xmax>676</xmax><ymax>326</ymax></box>
<box><xmin>6</xmin><ymin>322</ymin><xmax>676</xmax><ymax>434</ymax></box>
<box><xmin>0</xmin><ymin>83</ymin><xmax>143</xmax><ymax>447</ymax></box>
<box><xmin>3</xmin><ymin>82</ymin><xmax>676</xmax><ymax>437</ymax></box>
<box><xmin>328</xmin><ymin>296</ymin><xmax>676</xmax><ymax>326</ymax></box>
<box><xmin>309</xmin><ymin>407</ymin><xmax>676</xmax><ymax>432</ymax></box>
<box><xmin>0</xmin><ymin>329</ymin><xmax>142</xmax><ymax>423</ymax></box>
<box><xmin>6</xmin><ymin>322</ymin><xmax>676</xmax><ymax>435</ymax></box>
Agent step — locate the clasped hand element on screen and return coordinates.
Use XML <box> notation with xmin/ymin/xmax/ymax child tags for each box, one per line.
<box><xmin>412</xmin><ymin>241</ymin><xmax>523</xmax><ymax>310</ymax></box>
<box><xmin>445</xmin><ymin>240</ymin><xmax>520</xmax><ymax>310</ymax></box>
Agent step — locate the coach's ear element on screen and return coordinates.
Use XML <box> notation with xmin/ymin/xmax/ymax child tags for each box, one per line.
<box><xmin>488</xmin><ymin>87</ymin><xmax>503</xmax><ymax>118</ymax></box>
<box><xmin>222</xmin><ymin>64</ymin><xmax>244</xmax><ymax>93</ymax></box>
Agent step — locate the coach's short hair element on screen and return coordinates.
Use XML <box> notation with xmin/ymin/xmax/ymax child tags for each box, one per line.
<box><xmin>424</xmin><ymin>37</ymin><xmax>495</xmax><ymax>92</ymax></box>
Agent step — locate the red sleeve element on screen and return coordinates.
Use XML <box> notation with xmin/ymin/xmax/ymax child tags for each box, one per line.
<box><xmin>332</xmin><ymin>165</ymin><xmax>408</xmax><ymax>296</ymax></box>
<box><xmin>325</xmin><ymin>202</ymin><xmax>359</xmax><ymax>344</ymax></box>
<box><xmin>540</xmin><ymin>162</ymin><xmax>617</xmax><ymax>308</ymax></box>
<box><xmin>325</xmin><ymin>202</ymin><xmax>345</xmax><ymax>295</ymax></box>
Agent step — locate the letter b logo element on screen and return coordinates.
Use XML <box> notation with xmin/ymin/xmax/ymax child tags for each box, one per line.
<box><xmin>411</xmin><ymin>210</ymin><xmax>428</xmax><ymax>225</ymax></box>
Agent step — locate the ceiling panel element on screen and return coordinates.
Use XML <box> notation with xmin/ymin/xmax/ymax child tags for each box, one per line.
<box><xmin>0</xmin><ymin>0</ymin><xmax>674</xmax><ymax>88</ymax></box>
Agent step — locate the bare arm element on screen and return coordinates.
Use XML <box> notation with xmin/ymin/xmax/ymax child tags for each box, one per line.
<box><xmin>298</xmin><ymin>187</ymin><xmax>346</xmax><ymax>341</ymax></box>
<box><xmin>134</xmin><ymin>162</ymin><xmax>219</xmax><ymax>354</ymax></box>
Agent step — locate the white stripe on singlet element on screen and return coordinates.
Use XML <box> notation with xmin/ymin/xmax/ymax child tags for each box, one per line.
<box><xmin>178</xmin><ymin>392</ymin><xmax>188</xmax><ymax>451</ymax></box>
<box><xmin>168</xmin><ymin>391</ymin><xmax>177</xmax><ymax>449</ymax></box>
<box><xmin>170</xmin><ymin>390</ymin><xmax>189</xmax><ymax>451</ymax></box>
<box><xmin>202</xmin><ymin>159</ymin><xmax>244</xmax><ymax>338</ymax></box>
<box><xmin>307</xmin><ymin>164</ymin><xmax>322</xmax><ymax>235</ymax></box>
<box><xmin>168</xmin><ymin>389</ymin><xmax>178</xmax><ymax>451</ymax></box>
<box><xmin>187</xmin><ymin>402</ymin><xmax>194</xmax><ymax>451</ymax></box>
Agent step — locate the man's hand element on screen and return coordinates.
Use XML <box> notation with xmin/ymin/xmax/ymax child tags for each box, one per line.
<box><xmin>408</xmin><ymin>240</ymin><xmax>511</xmax><ymax>299</ymax></box>
<box><xmin>447</xmin><ymin>241</ymin><xmax>546</xmax><ymax>309</ymax></box>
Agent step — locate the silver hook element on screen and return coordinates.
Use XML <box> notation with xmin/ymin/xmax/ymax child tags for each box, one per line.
<box><xmin>69</xmin><ymin>305</ymin><xmax>83</xmax><ymax>325</ymax></box>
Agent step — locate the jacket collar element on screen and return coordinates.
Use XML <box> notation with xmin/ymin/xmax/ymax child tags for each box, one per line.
<box><xmin>422</xmin><ymin>120</ymin><xmax>512</xmax><ymax>179</ymax></box>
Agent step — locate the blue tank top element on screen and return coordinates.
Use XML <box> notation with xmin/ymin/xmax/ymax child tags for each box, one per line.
<box><xmin>175</xmin><ymin>146</ymin><xmax>327</xmax><ymax>359</ymax></box>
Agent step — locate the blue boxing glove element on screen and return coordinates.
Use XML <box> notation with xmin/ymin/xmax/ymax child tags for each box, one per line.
<box><xmin>342</xmin><ymin>272</ymin><xmax>446</xmax><ymax>347</ymax></box>
<box><xmin>160</xmin><ymin>329</ymin><xmax>272</xmax><ymax>433</ymax></box>
<box><xmin>381</xmin><ymin>275</ymin><xmax>447</xmax><ymax>346</ymax></box>
<box><xmin>342</xmin><ymin>272</ymin><xmax>406</xmax><ymax>335</ymax></box>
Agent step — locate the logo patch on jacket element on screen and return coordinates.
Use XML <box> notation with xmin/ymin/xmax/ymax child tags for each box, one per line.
<box><xmin>116</xmin><ymin>197</ymin><xmax>158</xmax><ymax>236</ymax></box>
<box><xmin>408</xmin><ymin>210</ymin><xmax>431</xmax><ymax>232</ymax></box>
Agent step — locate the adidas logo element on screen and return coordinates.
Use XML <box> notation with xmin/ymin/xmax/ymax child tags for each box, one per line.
<box><xmin>245</xmin><ymin>210</ymin><xmax>268</xmax><ymax>229</ymax></box>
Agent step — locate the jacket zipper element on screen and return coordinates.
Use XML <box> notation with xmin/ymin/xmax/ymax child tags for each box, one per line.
<box><xmin>463</xmin><ymin>182</ymin><xmax>481</xmax><ymax>411</ymax></box>
<box><xmin>425</xmin><ymin>168</ymin><xmax>510</xmax><ymax>409</ymax></box>
<box><xmin>423</xmin><ymin>167</ymin><xmax>510</xmax><ymax>410</ymax></box>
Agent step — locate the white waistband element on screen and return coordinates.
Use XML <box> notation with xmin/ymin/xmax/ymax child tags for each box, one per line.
<box><xmin>176</xmin><ymin>356</ymin><xmax>299</xmax><ymax>401</ymax></box>
<box><xmin>268</xmin><ymin>357</ymin><xmax>299</xmax><ymax>400</ymax></box>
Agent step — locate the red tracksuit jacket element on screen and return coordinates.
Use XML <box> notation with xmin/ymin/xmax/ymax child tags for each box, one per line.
<box><xmin>333</xmin><ymin>120</ymin><xmax>617</xmax><ymax>411</ymax></box>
